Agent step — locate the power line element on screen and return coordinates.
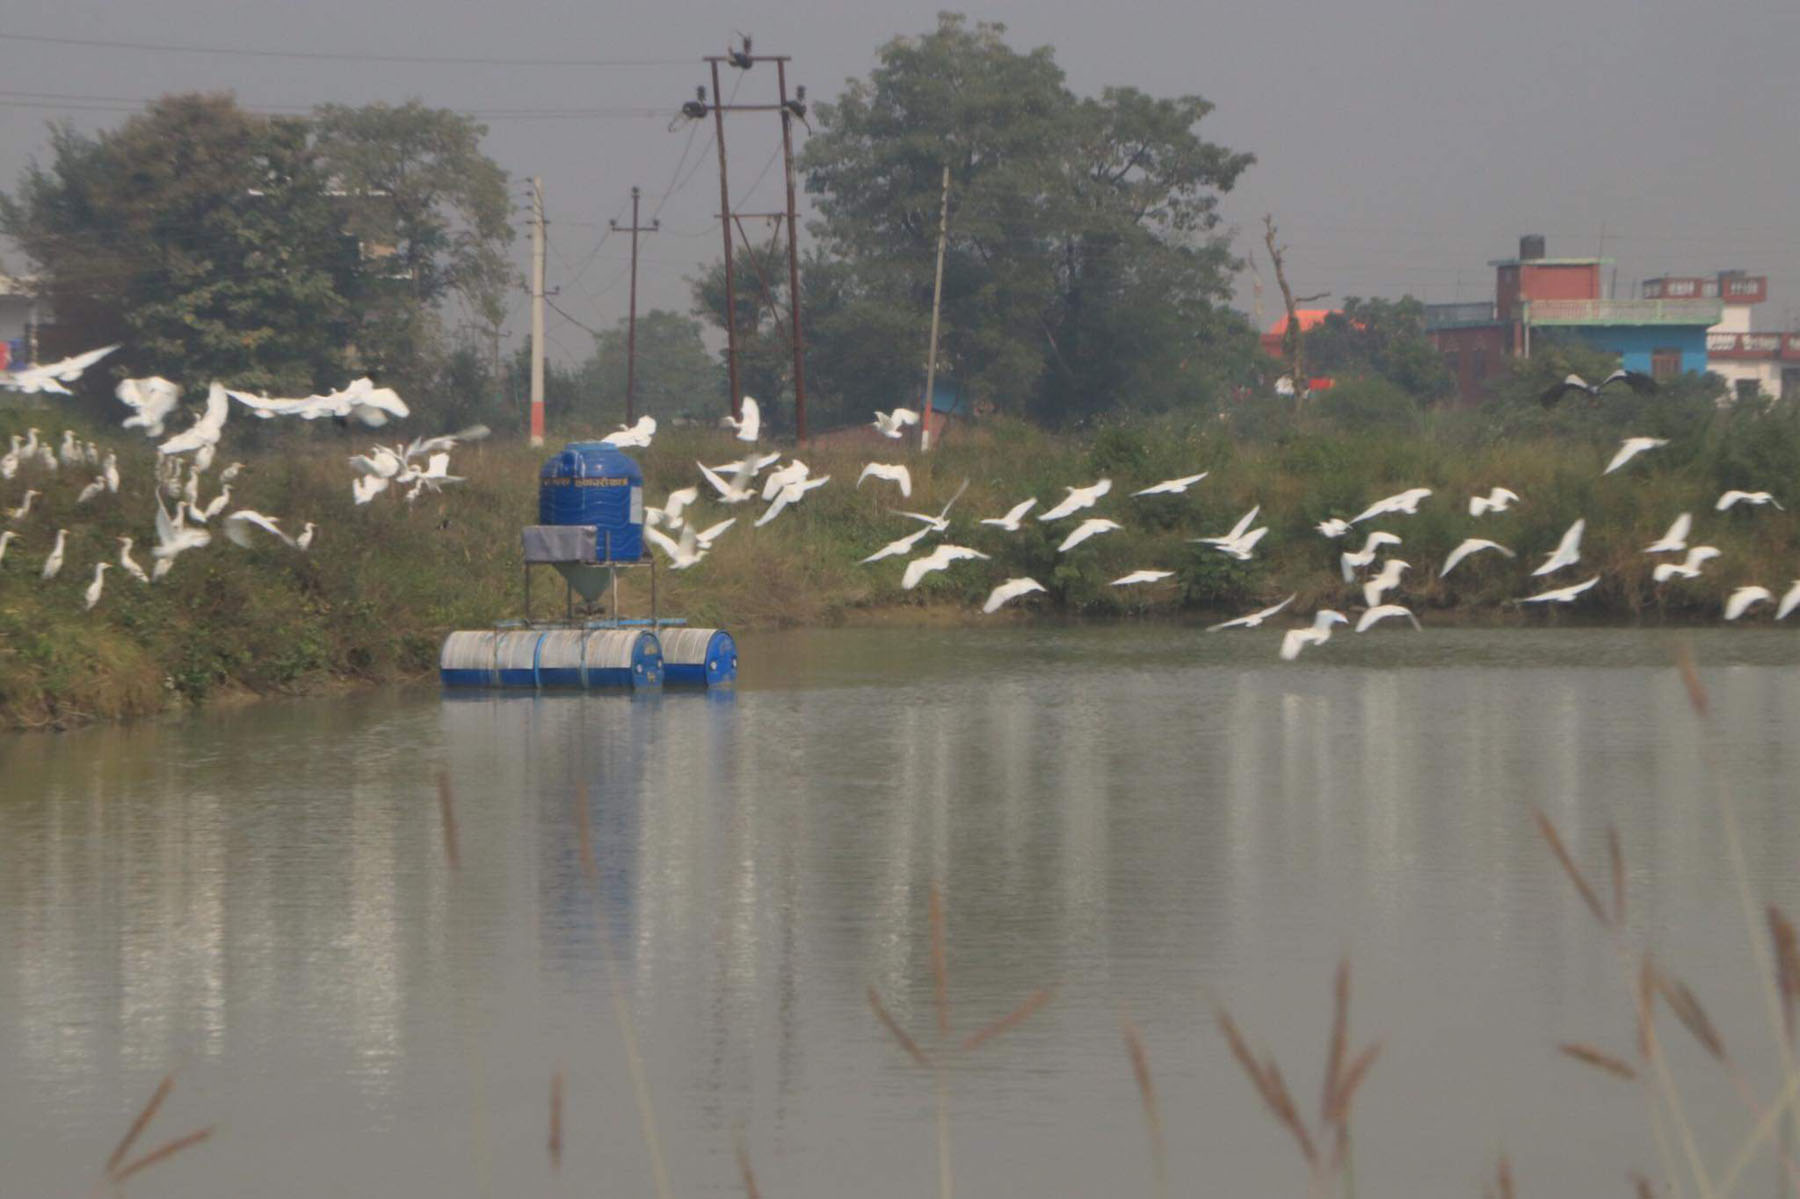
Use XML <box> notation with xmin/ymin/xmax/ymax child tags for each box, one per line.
<box><xmin>546</xmin><ymin>295</ymin><xmax>605</xmax><ymax>339</ymax></box>
<box><xmin>0</xmin><ymin>90</ymin><xmax>673</xmax><ymax>120</ymax></box>
<box><xmin>0</xmin><ymin>30</ymin><xmax>689</xmax><ymax>68</ymax></box>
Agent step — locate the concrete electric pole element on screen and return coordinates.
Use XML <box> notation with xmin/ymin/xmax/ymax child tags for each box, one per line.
<box><xmin>529</xmin><ymin>176</ymin><xmax>546</xmax><ymax>447</ymax></box>
<box><xmin>610</xmin><ymin>186</ymin><xmax>660</xmax><ymax>426</ymax></box>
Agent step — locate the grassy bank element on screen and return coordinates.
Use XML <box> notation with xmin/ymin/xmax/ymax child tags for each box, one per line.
<box><xmin>2</xmin><ymin>401</ymin><xmax>1798</xmax><ymax>728</ymax></box>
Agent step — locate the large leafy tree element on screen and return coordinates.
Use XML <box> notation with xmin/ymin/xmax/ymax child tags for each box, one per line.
<box><xmin>586</xmin><ymin>309</ymin><xmax>723</xmax><ymax>424</ymax></box>
<box><xmin>1</xmin><ymin>93</ymin><xmax>360</xmax><ymax>392</ymax></box>
<box><xmin>1306</xmin><ymin>297</ymin><xmax>1455</xmax><ymax>400</ymax></box>
<box><xmin>793</xmin><ymin>14</ymin><xmax>1256</xmax><ymax>427</ymax></box>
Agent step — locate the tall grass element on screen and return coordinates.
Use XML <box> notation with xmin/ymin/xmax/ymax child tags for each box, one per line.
<box><xmin>3</xmin><ymin>396</ymin><xmax>1798</xmax><ymax>728</ymax></box>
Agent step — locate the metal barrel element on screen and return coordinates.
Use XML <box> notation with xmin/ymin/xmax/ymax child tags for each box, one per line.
<box><xmin>578</xmin><ymin>628</ymin><xmax>663</xmax><ymax>689</ymax></box>
<box><xmin>439</xmin><ymin>630</ymin><xmax>497</xmax><ymax>688</ymax></box>
<box><xmin>438</xmin><ymin>628</ymin><xmax>664</xmax><ymax>689</ymax></box>
<box><xmin>658</xmin><ymin>627</ymin><xmax>737</xmax><ymax>687</ymax></box>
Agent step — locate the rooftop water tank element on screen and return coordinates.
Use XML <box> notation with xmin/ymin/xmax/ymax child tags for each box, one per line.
<box><xmin>539</xmin><ymin>441</ymin><xmax>644</xmax><ymax>564</ymax></box>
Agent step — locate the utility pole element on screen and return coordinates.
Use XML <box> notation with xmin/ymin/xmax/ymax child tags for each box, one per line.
<box><xmin>610</xmin><ymin>186</ymin><xmax>660</xmax><ymax>426</ymax></box>
<box><xmin>707</xmin><ymin>62</ymin><xmax>741</xmax><ymax>421</ymax></box>
<box><xmin>920</xmin><ymin>163</ymin><xmax>951</xmax><ymax>453</ymax></box>
<box><xmin>776</xmin><ymin>59</ymin><xmax>808</xmax><ymax>441</ymax></box>
<box><xmin>529</xmin><ymin>176</ymin><xmax>546</xmax><ymax>447</ymax></box>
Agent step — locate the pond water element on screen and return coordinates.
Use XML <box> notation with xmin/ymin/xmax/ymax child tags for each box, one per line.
<box><xmin>3</xmin><ymin>626</ymin><xmax>1799</xmax><ymax>1196</ymax></box>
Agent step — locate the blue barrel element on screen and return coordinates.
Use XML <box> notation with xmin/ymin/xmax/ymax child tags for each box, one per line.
<box><xmin>438</xmin><ymin>629</ymin><xmax>663</xmax><ymax>690</ymax></box>
<box><xmin>539</xmin><ymin>441</ymin><xmax>644</xmax><ymax>563</ymax></box>
<box><xmin>659</xmin><ymin>628</ymin><xmax>738</xmax><ymax>687</ymax></box>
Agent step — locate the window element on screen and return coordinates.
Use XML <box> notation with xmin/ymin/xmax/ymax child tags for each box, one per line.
<box><xmin>1651</xmin><ymin>348</ymin><xmax>1682</xmax><ymax>380</ymax></box>
<box><xmin>1735</xmin><ymin>378</ymin><xmax>1762</xmax><ymax>404</ymax></box>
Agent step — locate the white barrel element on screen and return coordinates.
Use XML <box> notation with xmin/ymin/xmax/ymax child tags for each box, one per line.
<box><xmin>659</xmin><ymin>627</ymin><xmax>738</xmax><ymax>687</ymax></box>
<box><xmin>439</xmin><ymin>630</ymin><xmax>497</xmax><ymax>687</ymax></box>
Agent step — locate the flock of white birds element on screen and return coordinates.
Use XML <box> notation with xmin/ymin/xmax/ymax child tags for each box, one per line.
<box><xmin>1</xmin><ymin>345</ymin><xmax>488</xmax><ymax>611</ymax></box>
<box><xmin>7</xmin><ymin>348</ymin><xmax>1796</xmax><ymax>652</ymax></box>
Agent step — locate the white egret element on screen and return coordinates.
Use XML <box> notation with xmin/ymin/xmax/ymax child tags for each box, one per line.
<box><xmin>1651</xmin><ymin>545</ymin><xmax>1720</xmax><ymax>583</ymax></box>
<box><xmin>1057</xmin><ymin>517</ymin><xmax>1122</xmax><ymax>553</ymax></box>
<box><xmin>102</xmin><ymin>451</ymin><xmax>120</xmax><ymax>493</ymax></box>
<box><xmin>1315</xmin><ymin>517</ymin><xmax>1351</xmax><ymax>539</ymax></box>
<box><xmin>1208</xmin><ymin>525</ymin><xmax>1268</xmax><ymax>561</ymax></box>
<box><xmin>725</xmin><ymin>396</ymin><xmax>762</xmax><ymax>441</ymax></box>
<box><xmin>1716</xmin><ymin>490</ymin><xmax>1784</xmax><ymax>512</ymax></box>
<box><xmin>1603</xmin><ymin>437</ymin><xmax>1668</xmax><ymax>475</ymax></box>
<box><xmin>42</xmin><ymin>528</ymin><xmax>67</xmax><ymax>579</ymax></box>
<box><xmin>151</xmin><ymin>557</ymin><xmax>174</xmax><ymax>582</ymax></box>
<box><xmin>0</xmin><ymin>530</ymin><xmax>14</xmax><ymax>564</ymax></box>
<box><xmin>857</xmin><ymin>462</ymin><xmax>913</xmax><ymax>499</ymax></box>
<box><xmin>900</xmin><ymin>543</ymin><xmax>990</xmax><ymax>590</ymax></box>
<box><xmin>861</xmin><ymin>525</ymin><xmax>936</xmax><ymax>565</ymax></box>
<box><xmin>1038</xmin><ymin>478</ymin><xmax>1113</xmax><ymax>521</ymax></box>
<box><xmin>1206</xmin><ymin>593</ymin><xmax>1296</xmax><ymax>632</ymax></box>
<box><xmin>705</xmin><ymin>450</ymin><xmax>781</xmax><ymax>477</ymax></box>
<box><xmin>1133</xmin><ymin>471</ymin><xmax>1208</xmax><ymax>497</ymax></box>
<box><xmin>75</xmin><ymin>476</ymin><xmax>106</xmax><ymax>505</ymax></box>
<box><xmin>116</xmin><ymin>376</ymin><xmax>182</xmax><ymax>437</ymax></box>
<box><xmin>83</xmin><ymin>562</ymin><xmax>112</xmax><ymax>610</ymax></box>
<box><xmin>1520</xmin><ymin>575</ymin><xmax>1600</xmax><ymax>604</ymax></box>
<box><xmin>1539</xmin><ymin>369</ymin><xmax>1655</xmax><ymax>407</ymax></box>
<box><xmin>151</xmin><ymin>495</ymin><xmax>211</xmax><ymax>561</ymax></box>
<box><xmin>1339</xmin><ymin>530</ymin><xmax>1402</xmax><ymax>580</ymax></box>
<box><xmin>1</xmin><ymin>343</ymin><xmax>118</xmax><ymax>394</ymax></box>
<box><xmin>7</xmin><ymin>489</ymin><xmax>39</xmax><ymax>522</ymax></box>
<box><xmin>698</xmin><ymin>455</ymin><xmax>761</xmax><ymax>504</ymax></box>
<box><xmin>981</xmin><ymin>576</ymin><xmax>1046</xmax><ymax>614</ymax></box>
<box><xmin>0</xmin><ymin>439</ymin><xmax>16</xmax><ymax>480</ymax></box>
<box><xmin>1468</xmin><ymin>486</ymin><xmax>1521</xmax><ymax>517</ymax></box>
<box><xmin>1776</xmin><ymin>580</ymin><xmax>1800</xmax><ymax>621</ymax></box>
<box><xmin>117</xmin><ymin>536</ymin><xmax>149</xmax><ymax>583</ymax></box>
<box><xmin>760</xmin><ymin>459</ymin><xmax>810</xmax><ymax>501</ymax></box>
<box><xmin>1198</xmin><ymin>504</ymin><xmax>1262</xmax><ymax>549</ymax></box>
<box><xmin>1280</xmin><ymin>610</ymin><xmax>1349</xmax><ymax>660</ymax></box>
<box><xmin>1355</xmin><ymin>604</ymin><xmax>1422</xmax><ymax>633</ymax></box>
<box><xmin>1362</xmin><ymin>559</ymin><xmax>1411</xmax><ymax>608</ymax></box>
<box><xmin>692</xmin><ymin>517</ymin><xmax>736</xmax><ymax>550</ymax></box>
<box><xmin>872</xmin><ymin>407</ymin><xmax>920</xmax><ymax>438</ymax></box>
<box><xmin>400</xmin><ymin>426</ymin><xmax>489</xmax><ymax>463</ymax></box>
<box><xmin>1440</xmin><ymin>538</ymin><xmax>1516</xmax><ymax>578</ymax></box>
<box><xmin>1531</xmin><ymin>518</ymin><xmax>1586</xmax><ymax>576</ymax></box>
<box><xmin>223</xmin><ymin>509</ymin><xmax>296</xmax><ymax>549</ymax></box>
<box><xmin>1351</xmin><ymin>487</ymin><xmax>1432</xmax><ymax>523</ymax></box>
<box><xmin>217</xmin><ymin>461</ymin><xmax>246</xmax><ymax>484</ymax></box>
<box><xmin>37</xmin><ymin>444</ymin><xmax>57</xmax><ymax>473</ymax></box>
<box><xmin>978</xmin><ymin>498</ymin><xmax>1038</xmax><ymax>531</ymax></box>
<box><xmin>352</xmin><ymin>475</ymin><xmax>390</xmax><ymax>505</ymax></box>
<box><xmin>893</xmin><ymin>478</ymin><xmax>970</xmax><ymax>533</ymax></box>
<box><xmin>158</xmin><ymin>381</ymin><xmax>231</xmax><ymax>458</ymax></box>
<box><xmin>603</xmin><ymin>415</ymin><xmax>657</xmax><ymax>449</ymax></box>
<box><xmin>199</xmin><ymin>484</ymin><xmax>232</xmax><ymax>522</ymax></box>
<box><xmin>58</xmin><ymin>430</ymin><xmax>80</xmax><ymax>466</ymax></box>
<box><xmin>645</xmin><ymin>524</ymin><xmax>706</xmax><ymax>570</ymax></box>
<box><xmin>1111</xmin><ymin>569</ymin><xmax>1174</xmax><ymax>587</ymax></box>
<box><xmin>658</xmin><ymin>486</ymin><xmax>700</xmax><ymax>530</ymax></box>
<box><xmin>1645</xmin><ymin>513</ymin><xmax>1691</xmax><ymax>554</ymax></box>
<box><xmin>755</xmin><ymin>475</ymin><xmax>831</xmax><ymax>527</ymax></box>
<box><xmin>296</xmin><ymin>522</ymin><xmax>317</xmax><ymax>551</ymax></box>
<box><xmin>1725</xmin><ymin>586</ymin><xmax>1773</xmax><ymax>621</ymax></box>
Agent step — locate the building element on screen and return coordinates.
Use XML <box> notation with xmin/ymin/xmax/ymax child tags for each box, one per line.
<box><xmin>1424</xmin><ymin>236</ymin><xmax>1721</xmax><ymax>403</ymax></box>
<box><xmin>0</xmin><ymin>275</ymin><xmax>43</xmax><ymax>371</ymax></box>
<box><xmin>1642</xmin><ymin>272</ymin><xmax>1800</xmax><ymax>402</ymax></box>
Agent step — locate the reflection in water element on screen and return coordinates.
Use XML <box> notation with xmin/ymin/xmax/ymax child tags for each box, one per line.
<box><xmin>2</xmin><ymin>627</ymin><xmax>1800</xmax><ymax>1196</ymax></box>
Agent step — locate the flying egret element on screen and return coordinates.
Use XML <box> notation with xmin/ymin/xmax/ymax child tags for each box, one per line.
<box><xmin>658</xmin><ymin>486</ymin><xmax>701</xmax><ymax>530</ymax></box>
<box><xmin>1776</xmin><ymin>580</ymin><xmax>1800</xmax><ymax>621</ymax></box>
<box><xmin>1440</xmin><ymin>538</ymin><xmax>1516</xmax><ymax>578</ymax></box>
<box><xmin>1132</xmin><ymin>471</ymin><xmax>1208</xmax><ymax>497</ymax></box>
<box><xmin>1038</xmin><ymin>478</ymin><xmax>1112</xmax><ymax>521</ymax></box>
<box><xmin>755</xmin><ymin>475</ymin><xmax>831</xmax><ymax>527</ymax></box>
<box><xmin>861</xmin><ymin>525</ymin><xmax>936</xmax><ymax>564</ymax></box>
<box><xmin>158</xmin><ymin>381</ymin><xmax>231</xmax><ymax>458</ymax></box>
<box><xmin>102</xmin><ymin>451</ymin><xmax>119</xmax><ymax>494</ymax></box>
<box><xmin>857</xmin><ymin>462</ymin><xmax>912</xmax><ymax>499</ymax></box>
<box><xmin>1057</xmin><ymin>517</ymin><xmax>1122</xmax><ymax>553</ymax></box>
<box><xmin>1351</xmin><ymin>487</ymin><xmax>1432</xmax><ymax>524</ymax></box>
<box><xmin>979</xmin><ymin>498</ymin><xmax>1037</xmax><ymax>531</ymax></box>
<box><xmin>1651</xmin><ymin>545</ymin><xmax>1720</xmax><ymax>583</ymax></box>
<box><xmin>1520</xmin><ymin>575</ymin><xmax>1600</xmax><ymax>605</ymax></box>
<box><xmin>199</xmin><ymin>484</ymin><xmax>233</xmax><ymax>522</ymax></box>
<box><xmin>1540</xmin><ymin>369</ymin><xmax>1656</xmax><ymax>408</ymax></box>
<box><xmin>893</xmin><ymin>478</ymin><xmax>970</xmax><ymax>533</ymax></box>
<box><xmin>151</xmin><ymin>557</ymin><xmax>174</xmax><ymax>582</ymax></box>
<box><xmin>0</xmin><ymin>530</ymin><xmax>14</xmax><ymax>564</ymax></box>
<box><xmin>1111</xmin><ymin>569</ymin><xmax>1174</xmax><ymax>586</ymax></box>
<box><xmin>1280</xmin><ymin>610</ymin><xmax>1349</xmax><ymax>660</ymax></box>
<box><xmin>117</xmin><ymin>536</ymin><xmax>149</xmax><ymax>583</ymax></box>
<box><xmin>645</xmin><ymin>524</ymin><xmax>706</xmax><ymax>570</ymax></box>
<box><xmin>352</xmin><ymin>475</ymin><xmax>390</xmax><ymax>505</ymax></box>
<box><xmin>1339</xmin><ymin>530</ymin><xmax>1402</xmax><ymax>580</ymax></box>
<box><xmin>1716</xmin><ymin>490</ymin><xmax>1784</xmax><ymax>512</ymax></box>
<box><xmin>1531</xmin><ymin>518</ymin><xmax>1586</xmax><ymax>577</ymax></box>
<box><xmin>116</xmin><ymin>376</ymin><xmax>181</xmax><ymax>438</ymax></box>
<box><xmin>1199</xmin><ymin>505</ymin><xmax>1262</xmax><ymax>549</ymax></box>
<box><xmin>151</xmin><ymin>495</ymin><xmax>211</xmax><ymax>561</ymax></box>
<box><xmin>705</xmin><ymin>451</ymin><xmax>781</xmax><ymax>477</ymax></box>
<box><xmin>400</xmin><ymin>426</ymin><xmax>489</xmax><ymax>463</ymax></box>
<box><xmin>1645</xmin><ymin>513</ymin><xmax>1692</xmax><ymax>554</ymax></box>
<box><xmin>1725</xmin><ymin>586</ymin><xmax>1773</xmax><ymax>621</ymax></box>
<box><xmin>698</xmin><ymin>455</ymin><xmax>761</xmax><ymax>504</ymax></box>
<box><xmin>761</xmin><ymin>459</ymin><xmax>811</xmax><ymax>501</ymax></box>
<box><xmin>872</xmin><ymin>407</ymin><xmax>920</xmax><ymax>438</ymax></box>
<box><xmin>1207</xmin><ymin>525</ymin><xmax>1268</xmax><ymax>561</ymax></box>
<box><xmin>603</xmin><ymin>415</ymin><xmax>657</xmax><ymax>449</ymax></box>
<box><xmin>901</xmin><ymin>543</ymin><xmax>990</xmax><ymax>590</ymax></box>
<box><xmin>7</xmin><ymin>490</ymin><xmax>39</xmax><ymax>522</ymax></box>
<box><xmin>1</xmin><ymin>343</ymin><xmax>118</xmax><ymax>394</ymax></box>
<box><xmin>1604</xmin><ymin>437</ymin><xmax>1668</xmax><ymax>475</ymax></box>
<box><xmin>1468</xmin><ymin>487</ymin><xmax>1521</xmax><ymax>517</ymax></box>
<box><xmin>1362</xmin><ymin>559</ymin><xmax>1411</xmax><ymax>608</ymax></box>
<box><xmin>223</xmin><ymin>509</ymin><xmax>296</xmax><ymax>549</ymax></box>
<box><xmin>42</xmin><ymin>528</ymin><xmax>67</xmax><ymax>579</ymax></box>
<box><xmin>1315</xmin><ymin>517</ymin><xmax>1351</xmax><ymax>539</ymax></box>
<box><xmin>83</xmin><ymin>561</ymin><xmax>112</xmax><ymax>610</ymax></box>
<box><xmin>981</xmin><ymin>576</ymin><xmax>1045</xmax><ymax>614</ymax></box>
<box><xmin>296</xmin><ymin>522</ymin><xmax>317</xmax><ymax>551</ymax></box>
<box><xmin>75</xmin><ymin>476</ymin><xmax>106</xmax><ymax>505</ymax></box>
<box><xmin>1206</xmin><ymin>593</ymin><xmax>1296</xmax><ymax>632</ymax></box>
<box><xmin>692</xmin><ymin>517</ymin><xmax>736</xmax><ymax>549</ymax></box>
<box><xmin>725</xmin><ymin>396</ymin><xmax>762</xmax><ymax>442</ymax></box>
<box><xmin>1355</xmin><ymin>604</ymin><xmax>1422</xmax><ymax>633</ymax></box>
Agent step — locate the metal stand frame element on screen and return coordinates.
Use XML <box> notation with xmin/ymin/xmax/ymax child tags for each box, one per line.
<box><xmin>520</xmin><ymin>553</ymin><xmax>660</xmax><ymax>630</ymax></box>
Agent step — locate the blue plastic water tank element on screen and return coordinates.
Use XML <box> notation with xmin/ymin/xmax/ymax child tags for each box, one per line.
<box><xmin>538</xmin><ymin>441</ymin><xmax>645</xmax><ymax>563</ymax></box>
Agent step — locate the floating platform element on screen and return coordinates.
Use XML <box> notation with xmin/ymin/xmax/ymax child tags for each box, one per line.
<box><xmin>438</xmin><ymin>625</ymin><xmax>736</xmax><ymax>690</ymax></box>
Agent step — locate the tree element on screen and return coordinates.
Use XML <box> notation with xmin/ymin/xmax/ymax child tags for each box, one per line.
<box><xmin>689</xmin><ymin>236</ymin><xmax>802</xmax><ymax>434</ymax></box>
<box><xmin>586</xmin><ymin>309</ymin><xmax>723</xmax><ymax>424</ymax></box>
<box><xmin>1</xmin><ymin>93</ymin><xmax>360</xmax><ymax>392</ymax></box>
<box><xmin>310</xmin><ymin>100</ymin><xmax>515</xmax><ymax>384</ymax></box>
<box><xmin>793</xmin><ymin>14</ymin><xmax>1254</xmax><ymax>427</ymax></box>
<box><xmin>1306</xmin><ymin>296</ymin><xmax>1454</xmax><ymax>401</ymax></box>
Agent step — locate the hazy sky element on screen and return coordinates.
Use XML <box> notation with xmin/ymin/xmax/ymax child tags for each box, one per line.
<box><xmin>4</xmin><ymin>0</ymin><xmax>1798</xmax><ymax>364</ymax></box>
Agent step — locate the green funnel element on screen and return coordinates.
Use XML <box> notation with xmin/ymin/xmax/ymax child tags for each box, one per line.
<box><xmin>553</xmin><ymin>562</ymin><xmax>612</xmax><ymax>603</ymax></box>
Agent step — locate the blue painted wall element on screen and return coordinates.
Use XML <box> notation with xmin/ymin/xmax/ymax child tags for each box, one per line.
<box><xmin>1561</xmin><ymin>325</ymin><xmax>1710</xmax><ymax>374</ymax></box>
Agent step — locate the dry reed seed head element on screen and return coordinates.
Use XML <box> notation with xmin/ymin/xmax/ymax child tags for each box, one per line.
<box><xmin>1768</xmin><ymin>906</ymin><xmax>1800</xmax><ymax>1039</ymax></box>
<box><xmin>1636</xmin><ymin>954</ymin><xmax>1658</xmax><ymax>1061</ymax></box>
<box><xmin>1673</xmin><ymin>641</ymin><xmax>1709</xmax><ymax>718</ymax></box>
<box><xmin>960</xmin><ymin>985</ymin><xmax>1056</xmax><ymax>1054</ymax></box>
<box><xmin>1532</xmin><ymin>807</ymin><xmax>1611</xmax><ymax>928</ymax></box>
<box><xmin>1325</xmin><ymin>1040</ymin><xmax>1383</xmax><ymax>1130</ymax></box>
<box><xmin>1654</xmin><ymin>973</ymin><xmax>1726</xmax><ymax>1062</ymax></box>
<box><xmin>106</xmin><ymin>1072</ymin><xmax>175</xmax><ymax>1179</ymax></box>
<box><xmin>1260</xmin><ymin>1058</ymin><xmax>1320</xmax><ymax>1167</ymax></box>
<box><xmin>1629</xmin><ymin>1169</ymin><xmax>1655</xmax><ymax>1199</ymax></box>
<box><xmin>548</xmin><ymin>1070</ymin><xmax>564</xmax><ymax>1174</ymax></box>
<box><xmin>435</xmin><ymin>771</ymin><xmax>460</xmax><ymax>871</ymax></box>
<box><xmin>867</xmin><ymin>985</ymin><xmax>933</xmax><ymax>1070</ymax></box>
<box><xmin>734</xmin><ymin>1127</ymin><xmax>762</xmax><ymax>1199</ymax></box>
<box><xmin>1607</xmin><ymin>824</ymin><xmax>1626</xmax><ymax>928</ymax></box>
<box><xmin>110</xmin><ymin>1126</ymin><xmax>214</xmax><ymax>1185</ymax></box>
<box><xmin>929</xmin><ymin>883</ymin><xmax>950</xmax><ymax>1041</ymax></box>
<box><xmin>1558</xmin><ymin>1042</ymin><xmax>1639</xmax><ymax>1082</ymax></box>
<box><xmin>1322</xmin><ymin>958</ymin><xmax>1350</xmax><ymax>1127</ymax></box>
<box><xmin>1496</xmin><ymin>1153</ymin><xmax>1515</xmax><ymax>1199</ymax></box>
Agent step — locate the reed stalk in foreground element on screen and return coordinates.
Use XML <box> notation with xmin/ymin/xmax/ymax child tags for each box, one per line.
<box><xmin>548</xmin><ymin>1070</ymin><xmax>564</xmax><ymax>1174</ymax></box>
<box><xmin>95</xmin><ymin>1073</ymin><xmax>212</xmax><ymax>1194</ymax></box>
<box><xmin>1121</xmin><ymin>1017</ymin><xmax>1167</xmax><ymax>1199</ymax></box>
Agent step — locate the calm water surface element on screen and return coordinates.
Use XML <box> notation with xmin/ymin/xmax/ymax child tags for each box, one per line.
<box><xmin>3</xmin><ymin>626</ymin><xmax>1800</xmax><ymax>1196</ymax></box>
